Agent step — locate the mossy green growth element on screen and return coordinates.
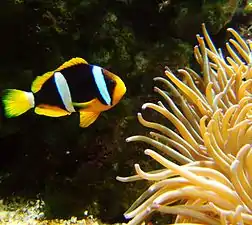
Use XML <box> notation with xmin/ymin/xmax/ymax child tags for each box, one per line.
<box><xmin>202</xmin><ymin>0</ymin><xmax>239</xmax><ymax>33</ymax></box>
<box><xmin>0</xmin><ymin>198</ymin><xmax>126</xmax><ymax>225</ymax></box>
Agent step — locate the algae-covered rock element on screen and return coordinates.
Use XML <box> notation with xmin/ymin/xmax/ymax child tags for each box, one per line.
<box><xmin>0</xmin><ymin>198</ymin><xmax>125</xmax><ymax>225</ymax></box>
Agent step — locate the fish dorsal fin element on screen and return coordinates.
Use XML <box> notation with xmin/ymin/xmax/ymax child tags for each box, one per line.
<box><xmin>31</xmin><ymin>57</ymin><xmax>88</xmax><ymax>93</ymax></box>
<box><xmin>56</xmin><ymin>57</ymin><xmax>88</xmax><ymax>71</ymax></box>
<box><xmin>31</xmin><ymin>71</ymin><xmax>54</xmax><ymax>93</ymax></box>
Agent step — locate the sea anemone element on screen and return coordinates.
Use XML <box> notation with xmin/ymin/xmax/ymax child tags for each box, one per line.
<box><xmin>117</xmin><ymin>24</ymin><xmax>252</xmax><ymax>225</ymax></box>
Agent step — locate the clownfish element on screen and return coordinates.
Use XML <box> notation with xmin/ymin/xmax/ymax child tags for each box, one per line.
<box><xmin>2</xmin><ymin>57</ymin><xmax>126</xmax><ymax>128</ymax></box>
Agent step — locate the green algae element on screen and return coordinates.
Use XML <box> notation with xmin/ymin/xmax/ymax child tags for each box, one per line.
<box><xmin>0</xmin><ymin>198</ymin><xmax>126</xmax><ymax>225</ymax></box>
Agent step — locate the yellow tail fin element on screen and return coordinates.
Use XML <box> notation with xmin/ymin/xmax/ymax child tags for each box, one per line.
<box><xmin>2</xmin><ymin>89</ymin><xmax>35</xmax><ymax>118</ymax></box>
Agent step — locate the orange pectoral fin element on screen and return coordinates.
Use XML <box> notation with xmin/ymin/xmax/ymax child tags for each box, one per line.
<box><xmin>35</xmin><ymin>104</ymin><xmax>71</xmax><ymax>117</ymax></box>
<box><xmin>73</xmin><ymin>98</ymin><xmax>110</xmax><ymax>112</ymax></box>
<box><xmin>72</xmin><ymin>100</ymin><xmax>94</xmax><ymax>109</ymax></box>
<box><xmin>56</xmin><ymin>57</ymin><xmax>88</xmax><ymax>71</ymax></box>
<box><xmin>79</xmin><ymin>110</ymin><xmax>100</xmax><ymax>128</ymax></box>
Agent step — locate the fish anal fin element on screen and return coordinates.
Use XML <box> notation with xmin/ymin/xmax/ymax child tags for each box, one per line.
<box><xmin>56</xmin><ymin>57</ymin><xmax>88</xmax><ymax>71</ymax></box>
<box><xmin>79</xmin><ymin>110</ymin><xmax>100</xmax><ymax>128</ymax></box>
<box><xmin>31</xmin><ymin>71</ymin><xmax>54</xmax><ymax>93</ymax></box>
<box><xmin>35</xmin><ymin>104</ymin><xmax>70</xmax><ymax>117</ymax></box>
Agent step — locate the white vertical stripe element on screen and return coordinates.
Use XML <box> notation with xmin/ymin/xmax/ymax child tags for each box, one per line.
<box><xmin>25</xmin><ymin>92</ymin><xmax>35</xmax><ymax>108</ymax></box>
<box><xmin>92</xmin><ymin>65</ymin><xmax>111</xmax><ymax>105</ymax></box>
<box><xmin>54</xmin><ymin>71</ymin><xmax>76</xmax><ymax>112</ymax></box>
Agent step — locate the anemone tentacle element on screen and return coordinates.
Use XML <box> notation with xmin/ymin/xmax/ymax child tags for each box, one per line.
<box><xmin>117</xmin><ymin>24</ymin><xmax>252</xmax><ymax>225</ymax></box>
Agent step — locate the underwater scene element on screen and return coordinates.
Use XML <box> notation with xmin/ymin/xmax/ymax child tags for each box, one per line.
<box><xmin>1</xmin><ymin>0</ymin><xmax>252</xmax><ymax>224</ymax></box>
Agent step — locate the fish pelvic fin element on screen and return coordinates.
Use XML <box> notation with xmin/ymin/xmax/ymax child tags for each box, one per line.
<box><xmin>31</xmin><ymin>71</ymin><xmax>54</xmax><ymax>93</ymax></box>
<box><xmin>56</xmin><ymin>57</ymin><xmax>88</xmax><ymax>71</ymax></box>
<box><xmin>79</xmin><ymin>110</ymin><xmax>100</xmax><ymax>128</ymax></box>
<box><xmin>2</xmin><ymin>89</ymin><xmax>35</xmax><ymax>118</ymax></box>
<box><xmin>35</xmin><ymin>104</ymin><xmax>71</xmax><ymax>117</ymax></box>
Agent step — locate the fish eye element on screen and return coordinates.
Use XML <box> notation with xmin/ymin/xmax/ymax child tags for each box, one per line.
<box><xmin>102</xmin><ymin>68</ymin><xmax>116</xmax><ymax>85</ymax></box>
<box><xmin>102</xmin><ymin>68</ymin><xmax>107</xmax><ymax>73</ymax></box>
<box><xmin>102</xmin><ymin>69</ymin><xmax>113</xmax><ymax>78</ymax></box>
<box><xmin>109</xmin><ymin>79</ymin><xmax>115</xmax><ymax>85</ymax></box>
